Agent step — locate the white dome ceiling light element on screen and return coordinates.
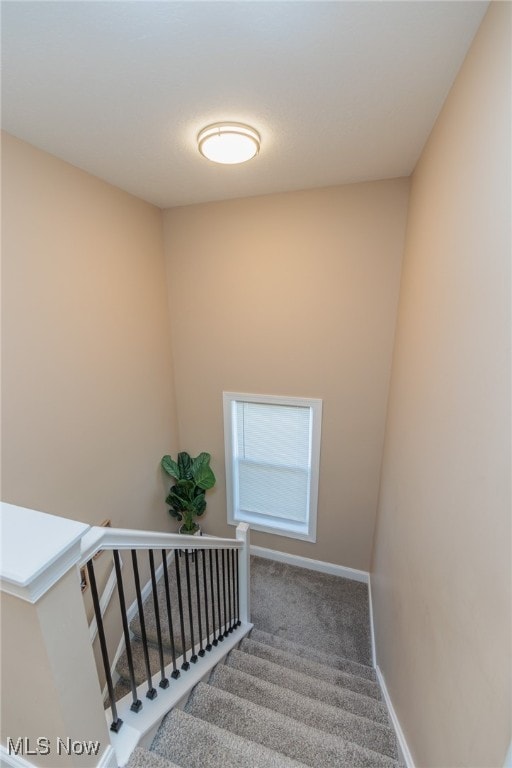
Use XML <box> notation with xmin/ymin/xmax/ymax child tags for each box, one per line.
<box><xmin>197</xmin><ymin>122</ymin><xmax>260</xmax><ymax>165</ymax></box>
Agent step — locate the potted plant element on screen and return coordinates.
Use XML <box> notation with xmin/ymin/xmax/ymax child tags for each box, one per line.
<box><xmin>161</xmin><ymin>451</ymin><xmax>216</xmax><ymax>534</ymax></box>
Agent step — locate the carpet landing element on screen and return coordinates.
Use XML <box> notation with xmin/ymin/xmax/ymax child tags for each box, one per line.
<box><xmin>250</xmin><ymin>556</ymin><xmax>372</xmax><ymax>665</ymax></box>
<box><xmin>122</xmin><ymin>555</ymin><xmax>398</xmax><ymax>767</ymax></box>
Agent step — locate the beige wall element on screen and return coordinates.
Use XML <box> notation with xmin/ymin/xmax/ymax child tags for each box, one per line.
<box><xmin>371</xmin><ymin>4</ymin><xmax>511</xmax><ymax>767</ymax></box>
<box><xmin>1</xmin><ymin>132</ymin><xmax>179</xmax><ymax>531</ymax></box>
<box><xmin>163</xmin><ymin>179</ymin><xmax>409</xmax><ymax>570</ymax></box>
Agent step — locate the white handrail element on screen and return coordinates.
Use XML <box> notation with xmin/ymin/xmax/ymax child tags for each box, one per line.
<box><xmin>79</xmin><ymin>525</ymin><xmax>243</xmax><ymax>567</ymax></box>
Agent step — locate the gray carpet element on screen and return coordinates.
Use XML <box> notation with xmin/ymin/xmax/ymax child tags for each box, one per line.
<box><xmin>250</xmin><ymin>627</ymin><xmax>377</xmax><ymax>680</ymax></box>
<box><xmin>121</xmin><ymin>554</ymin><xmax>398</xmax><ymax>767</ymax></box>
<box><xmin>208</xmin><ymin>663</ymin><xmax>397</xmax><ymax>758</ymax></box>
<box><xmin>250</xmin><ymin>555</ymin><xmax>372</xmax><ymax>664</ymax></box>
<box><xmin>183</xmin><ymin>682</ymin><xmax>397</xmax><ymax>768</ymax></box>
<box><xmin>238</xmin><ymin>637</ymin><xmax>380</xmax><ymax>698</ymax></box>
<box><xmin>126</xmin><ymin>747</ymin><xmax>181</xmax><ymax>768</ymax></box>
<box><xmin>225</xmin><ymin>647</ymin><xmax>390</xmax><ymax>725</ymax></box>
<box><xmin>151</xmin><ymin>708</ymin><xmax>310</xmax><ymax>768</ymax></box>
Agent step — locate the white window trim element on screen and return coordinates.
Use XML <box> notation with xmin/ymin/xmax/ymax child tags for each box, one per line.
<box><xmin>223</xmin><ymin>392</ymin><xmax>322</xmax><ymax>543</ymax></box>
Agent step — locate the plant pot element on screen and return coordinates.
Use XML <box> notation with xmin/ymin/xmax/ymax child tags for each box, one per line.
<box><xmin>178</xmin><ymin>525</ymin><xmax>202</xmax><ymax>558</ymax></box>
<box><xmin>179</xmin><ymin>524</ymin><xmax>202</xmax><ymax>536</ymax></box>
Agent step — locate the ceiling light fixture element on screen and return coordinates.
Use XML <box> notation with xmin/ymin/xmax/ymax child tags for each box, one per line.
<box><xmin>197</xmin><ymin>122</ymin><xmax>260</xmax><ymax>165</ymax></box>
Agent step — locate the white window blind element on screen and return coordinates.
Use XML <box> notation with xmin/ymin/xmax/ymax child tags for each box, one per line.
<box><xmin>223</xmin><ymin>393</ymin><xmax>322</xmax><ymax>542</ymax></box>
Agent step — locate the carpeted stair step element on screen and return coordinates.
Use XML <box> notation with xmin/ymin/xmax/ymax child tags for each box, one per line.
<box><xmin>151</xmin><ymin>706</ymin><xmax>310</xmax><ymax>768</ymax></box>
<box><xmin>226</xmin><ymin>648</ymin><xmax>390</xmax><ymax>725</ymax></box>
<box><xmin>250</xmin><ymin>627</ymin><xmax>377</xmax><ymax>681</ymax></box>
<box><xmin>240</xmin><ymin>637</ymin><xmax>381</xmax><ymax>700</ymax></box>
<box><xmin>125</xmin><ymin>746</ymin><xmax>182</xmax><ymax>768</ymax></box>
<box><xmin>209</xmin><ymin>662</ymin><xmax>398</xmax><ymax>759</ymax></box>
<box><xmin>185</xmin><ymin>682</ymin><xmax>399</xmax><ymax>768</ymax></box>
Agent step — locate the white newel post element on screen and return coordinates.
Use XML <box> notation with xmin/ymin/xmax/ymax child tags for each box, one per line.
<box><xmin>236</xmin><ymin>522</ymin><xmax>250</xmax><ymax>624</ymax></box>
<box><xmin>0</xmin><ymin>503</ymin><xmax>116</xmax><ymax>768</ymax></box>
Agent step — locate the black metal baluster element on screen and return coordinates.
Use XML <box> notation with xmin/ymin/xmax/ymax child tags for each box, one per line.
<box><xmin>231</xmin><ymin>549</ymin><xmax>236</xmax><ymax>630</ymax></box>
<box><xmin>209</xmin><ymin>549</ymin><xmax>218</xmax><ymax>646</ymax></box>
<box><xmin>149</xmin><ymin>551</ymin><xmax>169</xmax><ymax>689</ymax></box>
<box><xmin>229</xmin><ymin>548</ymin><xmax>235</xmax><ymax>629</ymax></box>
<box><xmin>201</xmin><ymin>550</ymin><xmax>212</xmax><ymax>651</ymax></box>
<box><xmin>230</xmin><ymin>548</ymin><xmax>236</xmax><ymax>631</ymax></box>
<box><xmin>161</xmin><ymin>550</ymin><xmax>180</xmax><ymax>680</ymax></box>
<box><xmin>174</xmin><ymin>553</ymin><xmax>189</xmax><ymax>670</ymax></box>
<box><xmin>215</xmin><ymin>550</ymin><xmax>224</xmax><ymax>642</ymax></box>
<box><xmin>184</xmin><ymin>551</ymin><xmax>198</xmax><ymax>663</ymax></box>
<box><xmin>113</xmin><ymin>551</ymin><xmax>142</xmax><ymax>713</ymax></box>
<box><xmin>194</xmin><ymin>550</ymin><xmax>205</xmax><ymax>656</ymax></box>
<box><xmin>226</xmin><ymin>548</ymin><xmax>233</xmax><ymax>633</ymax></box>
<box><xmin>131</xmin><ymin>551</ymin><xmax>157</xmax><ymax>700</ymax></box>
<box><xmin>87</xmin><ymin>559</ymin><xmax>123</xmax><ymax>731</ymax></box>
<box><xmin>222</xmin><ymin>549</ymin><xmax>229</xmax><ymax>638</ymax></box>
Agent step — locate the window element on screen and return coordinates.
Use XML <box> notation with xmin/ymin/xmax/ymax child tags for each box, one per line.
<box><xmin>223</xmin><ymin>392</ymin><xmax>322</xmax><ymax>542</ymax></box>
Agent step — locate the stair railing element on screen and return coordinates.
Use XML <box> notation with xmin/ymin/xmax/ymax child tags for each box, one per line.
<box><xmin>1</xmin><ymin>503</ymin><xmax>251</xmax><ymax>768</ymax></box>
<box><xmin>79</xmin><ymin>523</ymin><xmax>251</xmax><ymax>744</ymax></box>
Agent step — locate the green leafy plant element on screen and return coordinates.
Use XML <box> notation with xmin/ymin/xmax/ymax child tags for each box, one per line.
<box><xmin>161</xmin><ymin>451</ymin><xmax>216</xmax><ymax>534</ymax></box>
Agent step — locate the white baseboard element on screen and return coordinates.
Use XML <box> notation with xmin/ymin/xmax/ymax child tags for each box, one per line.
<box><xmin>368</xmin><ymin>575</ymin><xmax>377</xmax><ymax>669</ymax></box>
<box><xmin>376</xmin><ymin>665</ymin><xmax>415</xmax><ymax>768</ymax></box>
<box><xmin>250</xmin><ymin>545</ymin><xmax>369</xmax><ymax>583</ymax></box>
<box><xmin>366</xmin><ymin>574</ymin><xmax>413</xmax><ymax>767</ymax></box>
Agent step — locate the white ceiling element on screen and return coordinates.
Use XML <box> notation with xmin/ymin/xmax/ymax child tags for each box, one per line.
<box><xmin>1</xmin><ymin>1</ymin><xmax>488</xmax><ymax>209</ymax></box>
